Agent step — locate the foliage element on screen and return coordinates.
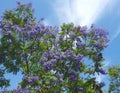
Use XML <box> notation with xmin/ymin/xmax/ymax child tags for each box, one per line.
<box><xmin>108</xmin><ymin>65</ymin><xmax>120</xmax><ymax>93</ymax></box>
<box><xmin>0</xmin><ymin>1</ymin><xmax>109</xmax><ymax>93</ymax></box>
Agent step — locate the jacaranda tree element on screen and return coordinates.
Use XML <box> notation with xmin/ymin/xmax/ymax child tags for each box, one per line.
<box><xmin>0</xmin><ymin>1</ymin><xmax>109</xmax><ymax>93</ymax></box>
<box><xmin>108</xmin><ymin>65</ymin><xmax>120</xmax><ymax>93</ymax></box>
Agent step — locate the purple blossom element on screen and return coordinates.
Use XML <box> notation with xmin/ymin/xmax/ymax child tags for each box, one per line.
<box><xmin>59</xmin><ymin>37</ymin><xmax>63</xmax><ymax>41</ymax></box>
<box><xmin>43</xmin><ymin>51</ymin><xmax>55</xmax><ymax>58</ymax></box>
<box><xmin>69</xmin><ymin>75</ymin><xmax>78</xmax><ymax>81</ymax></box>
<box><xmin>26</xmin><ymin>3</ymin><xmax>32</xmax><ymax>8</ymax></box>
<box><xmin>13</xmin><ymin>25</ymin><xmax>21</xmax><ymax>33</ymax></box>
<box><xmin>91</xmin><ymin>24</ymin><xmax>95</xmax><ymax>29</ymax></box>
<box><xmin>60</xmin><ymin>54</ymin><xmax>66</xmax><ymax>60</ymax></box>
<box><xmin>94</xmin><ymin>41</ymin><xmax>102</xmax><ymax>48</ymax></box>
<box><xmin>7</xmin><ymin>21</ymin><xmax>12</xmax><ymax>27</ymax></box>
<box><xmin>28</xmin><ymin>76</ymin><xmax>39</xmax><ymax>83</ymax></box>
<box><xmin>22</xmin><ymin>74</ymin><xmax>28</xmax><ymax>81</ymax></box>
<box><xmin>68</xmin><ymin>69</ymin><xmax>76</xmax><ymax>74</ymax></box>
<box><xmin>102</xmin><ymin>37</ymin><xmax>109</xmax><ymax>43</ymax></box>
<box><xmin>99</xmin><ymin>82</ymin><xmax>105</xmax><ymax>87</ymax></box>
<box><xmin>51</xmin><ymin>59</ymin><xmax>57</xmax><ymax>64</ymax></box>
<box><xmin>16</xmin><ymin>1</ymin><xmax>21</xmax><ymax>5</ymax></box>
<box><xmin>0</xmin><ymin>20</ymin><xmax>3</xmax><ymax>28</ymax></box>
<box><xmin>40</xmin><ymin>17</ymin><xmax>44</xmax><ymax>21</ymax></box>
<box><xmin>99</xmin><ymin>68</ymin><xmax>107</xmax><ymax>75</ymax></box>
<box><xmin>34</xmin><ymin>24</ymin><xmax>41</xmax><ymax>31</ymax></box>
<box><xmin>76</xmin><ymin>42</ymin><xmax>81</xmax><ymax>48</ymax></box>
<box><xmin>43</xmin><ymin>62</ymin><xmax>52</xmax><ymax>71</ymax></box>
<box><xmin>72</xmin><ymin>54</ymin><xmax>83</xmax><ymax>61</ymax></box>
<box><xmin>65</xmin><ymin>49</ymin><xmax>73</xmax><ymax>56</ymax></box>
<box><xmin>13</xmin><ymin>86</ymin><xmax>29</xmax><ymax>93</ymax></box>
<box><xmin>29</xmin><ymin>30</ymin><xmax>37</xmax><ymax>35</ymax></box>
<box><xmin>80</xmin><ymin>26</ymin><xmax>87</xmax><ymax>37</ymax></box>
<box><xmin>80</xmin><ymin>26</ymin><xmax>87</xmax><ymax>32</ymax></box>
<box><xmin>95</xmin><ymin>28</ymin><xmax>108</xmax><ymax>37</ymax></box>
<box><xmin>76</xmin><ymin>37</ymin><xmax>81</xmax><ymax>42</ymax></box>
<box><xmin>0</xmin><ymin>77</ymin><xmax>5</xmax><ymax>81</ymax></box>
<box><xmin>40</xmin><ymin>57</ymin><xmax>48</xmax><ymax>63</ymax></box>
<box><xmin>35</xmin><ymin>86</ymin><xmax>40</xmax><ymax>90</ymax></box>
<box><xmin>56</xmin><ymin>72</ymin><xmax>63</xmax><ymax>78</ymax></box>
<box><xmin>6</xmin><ymin>31</ymin><xmax>12</xmax><ymax>36</ymax></box>
<box><xmin>69</xmin><ymin>33</ymin><xmax>76</xmax><ymax>39</ymax></box>
<box><xmin>77</xmin><ymin>87</ymin><xmax>83</xmax><ymax>91</ymax></box>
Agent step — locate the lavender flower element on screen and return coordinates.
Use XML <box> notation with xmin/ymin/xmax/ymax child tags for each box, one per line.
<box><xmin>76</xmin><ymin>42</ymin><xmax>81</xmax><ymax>48</ymax></box>
<box><xmin>99</xmin><ymin>68</ymin><xmax>107</xmax><ymax>75</ymax></box>
<box><xmin>6</xmin><ymin>21</ymin><xmax>12</xmax><ymax>28</ymax></box>
<box><xmin>56</xmin><ymin>72</ymin><xmax>63</xmax><ymax>78</ymax></box>
<box><xmin>35</xmin><ymin>86</ymin><xmax>40</xmax><ymax>90</ymax></box>
<box><xmin>51</xmin><ymin>59</ymin><xmax>57</xmax><ymax>64</ymax></box>
<box><xmin>77</xmin><ymin>87</ymin><xmax>83</xmax><ymax>91</ymax></box>
<box><xmin>95</xmin><ymin>28</ymin><xmax>108</xmax><ymax>37</ymax></box>
<box><xmin>40</xmin><ymin>57</ymin><xmax>48</xmax><ymax>63</ymax></box>
<box><xmin>28</xmin><ymin>76</ymin><xmax>39</xmax><ymax>83</ymax></box>
<box><xmin>22</xmin><ymin>74</ymin><xmax>28</xmax><ymax>81</ymax></box>
<box><xmin>76</xmin><ymin>37</ymin><xmax>81</xmax><ymax>42</ymax></box>
<box><xmin>0</xmin><ymin>20</ymin><xmax>3</xmax><ymax>28</ymax></box>
<box><xmin>60</xmin><ymin>54</ymin><xmax>66</xmax><ymax>60</ymax></box>
<box><xmin>13</xmin><ymin>25</ymin><xmax>21</xmax><ymax>33</ymax></box>
<box><xmin>72</xmin><ymin>54</ymin><xmax>83</xmax><ymax>61</ymax></box>
<box><xmin>13</xmin><ymin>87</ymin><xmax>29</xmax><ymax>93</ymax></box>
<box><xmin>68</xmin><ymin>69</ymin><xmax>76</xmax><ymax>74</ymax></box>
<box><xmin>26</xmin><ymin>3</ymin><xmax>32</xmax><ymax>8</ymax></box>
<box><xmin>69</xmin><ymin>33</ymin><xmax>76</xmax><ymax>39</ymax></box>
<box><xmin>43</xmin><ymin>62</ymin><xmax>52</xmax><ymax>71</ymax></box>
<box><xmin>99</xmin><ymin>82</ymin><xmax>105</xmax><ymax>87</ymax></box>
<box><xmin>65</xmin><ymin>49</ymin><xmax>73</xmax><ymax>56</ymax></box>
<box><xmin>94</xmin><ymin>41</ymin><xmax>102</xmax><ymax>48</ymax></box>
<box><xmin>16</xmin><ymin>1</ymin><xmax>21</xmax><ymax>5</ymax></box>
<box><xmin>80</xmin><ymin>26</ymin><xmax>87</xmax><ymax>37</ymax></box>
<box><xmin>69</xmin><ymin>75</ymin><xmax>78</xmax><ymax>81</ymax></box>
<box><xmin>80</xmin><ymin>26</ymin><xmax>87</xmax><ymax>32</ymax></box>
<box><xmin>6</xmin><ymin>31</ymin><xmax>12</xmax><ymax>36</ymax></box>
<box><xmin>40</xmin><ymin>17</ymin><xmax>44</xmax><ymax>21</ymax></box>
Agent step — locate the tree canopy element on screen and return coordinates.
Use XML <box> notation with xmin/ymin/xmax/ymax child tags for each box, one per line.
<box><xmin>0</xmin><ymin>1</ymin><xmax>109</xmax><ymax>93</ymax></box>
<box><xmin>108</xmin><ymin>65</ymin><xmax>120</xmax><ymax>93</ymax></box>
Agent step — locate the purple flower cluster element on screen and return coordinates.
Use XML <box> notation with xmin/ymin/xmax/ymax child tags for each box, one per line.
<box><xmin>99</xmin><ymin>68</ymin><xmax>107</xmax><ymax>75</ymax></box>
<box><xmin>69</xmin><ymin>75</ymin><xmax>78</xmax><ymax>81</ymax></box>
<box><xmin>77</xmin><ymin>87</ymin><xmax>84</xmax><ymax>91</ymax></box>
<box><xmin>28</xmin><ymin>76</ymin><xmax>39</xmax><ymax>83</ymax></box>
<box><xmin>0</xmin><ymin>77</ymin><xmax>5</xmax><ymax>81</ymax></box>
<box><xmin>6</xmin><ymin>31</ymin><xmax>12</xmax><ymax>36</ymax></box>
<box><xmin>43</xmin><ymin>61</ymin><xmax>53</xmax><ymax>71</ymax></box>
<box><xmin>89</xmin><ymin>25</ymin><xmax>109</xmax><ymax>49</ymax></box>
<box><xmin>13</xmin><ymin>87</ymin><xmax>29</xmax><ymax>93</ymax></box>
<box><xmin>80</xmin><ymin>26</ymin><xmax>87</xmax><ymax>37</ymax></box>
<box><xmin>69</xmin><ymin>32</ymin><xmax>76</xmax><ymax>39</ymax></box>
<box><xmin>0</xmin><ymin>1</ymin><xmax>109</xmax><ymax>92</ymax></box>
<box><xmin>72</xmin><ymin>54</ymin><xmax>83</xmax><ymax>62</ymax></box>
<box><xmin>56</xmin><ymin>72</ymin><xmax>63</xmax><ymax>78</ymax></box>
<box><xmin>40</xmin><ymin>49</ymin><xmax>84</xmax><ymax>73</ymax></box>
<box><xmin>0</xmin><ymin>20</ymin><xmax>3</xmax><ymax>28</ymax></box>
<box><xmin>22</xmin><ymin>75</ymin><xmax>39</xmax><ymax>83</ymax></box>
<box><xmin>99</xmin><ymin>82</ymin><xmax>105</xmax><ymax>87</ymax></box>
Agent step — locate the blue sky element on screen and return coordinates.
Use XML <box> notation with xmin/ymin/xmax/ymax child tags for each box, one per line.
<box><xmin>0</xmin><ymin>0</ymin><xmax>120</xmax><ymax>90</ymax></box>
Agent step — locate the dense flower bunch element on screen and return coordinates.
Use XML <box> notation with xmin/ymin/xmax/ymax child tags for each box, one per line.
<box><xmin>0</xmin><ymin>1</ymin><xmax>109</xmax><ymax>93</ymax></box>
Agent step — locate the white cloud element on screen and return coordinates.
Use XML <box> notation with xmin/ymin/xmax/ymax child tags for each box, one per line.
<box><xmin>111</xmin><ymin>27</ymin><xmax>120</xmax><ymax>42</ymax></box>
<box><xmin>53</xmin><ymin>0</ymin><xmax>112</xmax><ymax>26</ymax></box>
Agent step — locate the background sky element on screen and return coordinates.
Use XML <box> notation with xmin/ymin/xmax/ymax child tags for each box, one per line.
<box><xmin>0</xmin><ymin>0</ymin><xmax>120</xmax><ymax>91</ymax></box>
